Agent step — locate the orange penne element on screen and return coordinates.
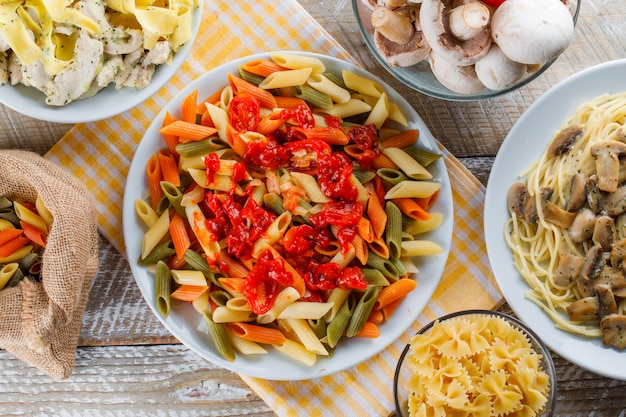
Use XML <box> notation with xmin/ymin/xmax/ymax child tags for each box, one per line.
<box><xmin>374</xmin><ymin>278</ymin><xmax>417</xmax><ymax>310</ymax></box>
<box><xmin>240</xmin><ymin>59</ymin><xmax>287</xmax><ymax>78</ymax></box>
<box><xmin>167</xmin><ymin>254</ymin><xmax>187</xmax><ymax>270</ymax></box>
<box><xmin>181</xmin><ymin>89</ymin><xmax>198</xmax><ymax>123</ymax></box>
<box><xmin>0</xmin><ymin>235</ymin><xmax>30</xmax><ymax>258</ymax></box>
<box><xmin>218</xmin><ymin>277</ymin><xmax>247</xmax><ymax>294</ymax></box>
<box><xmin>170</xmin><ymin>284</ymin><xmax>209</xmax><ymax>302</ymax></box>
<box><xmin>229</xmin><ymin>131</ymin><xmax>248</xmax><ymax>158</ymax></box>
<box><xmin>367</xmin><ymin>308</ymin><xmax>384</xmax><ymax>324</ymax></box>
<box><xmin>367</xmin><ymin>191</ymin><xmax>387</xmax><ymax>239</ymax></box>
<box><xmin>274</xmin><ymin>96</ymin><xmax>307</xmax><ymax>109</ymax></box>
<box><xmin>264</xmin><ymin>245</ymin><xmax>305</xmax><ymax>296</ymax></box>
<box><xmin>20</xmin><ymin>221</ymin><xmax>46</xmax><ymax>247</ymax></box>
<box><xmin>158</xmin><ymin>150</ymin><xmax>180</xmax><ymax>187</ymax></box>
<box><xmin>351</xmin><ymin>234</ymin><xmax>369</xmax><ymax>265</ymax></box>
<box><xmin>368</xmin><ymin>236</ymin><xmax>390</xmax><ymax>260</ymax></box>
<box><xmin>229</xmin><ymin>322</ymin><xmax>286</xmax><ymax>345</ymax></box>
<box><xmin>159</xmin><ymin>120</ymin><xmax>218</xmax><ymax>143</ymax></box>
<box><xmin>228</xmin><ymin>73</ymin><xmax>278</xmax><ymax>109</ymax></box>
<box><xmin>0</xmin><ymin>228</ymin><xmax>23</xmax><ymax>247</ymax></box>
<box><xmin>381</xmin><ymin>297</ymin><xmax>403</xmax><ymax>321</ymax></box>
<box><xmin>416</xmin><ymin>190</ymin><xmax>439</xmax><ymax>211</ymax></box>
<box><xmin>169</xmin><ymin>212</ymin><xmax>190</xmax><ymax>260</ymax></box>
<box><xmin>218</xmin><ymin>252</ymin><xmax>250</xmax><ymax>279</ymax></box>
<box><xmin>354</xmin><ymin>321</ymin><xmax>380</xmax><ymax>338</ymax></box>
<box><xmin>146</xmin><ymin>154</ymin><xmax>163</xmax><ymax>210</ymax></box>
<box><xmin>296</xmin><ymin>127</ymin><xmax>348</xmax><ymax>145</ymax></box>
<box><xmin>161</xmin><ymin>112</ymin><xmax>180</xmax><ymax>154</ymax></box>
<box><xmin>199</xmin><ymin>110</ymin><xmax>215</xmax><ymax>128</ymax></box>
<box><xmin>357</xmin><ymin>216</ymin><xmax>374</xmax><ymax>243</ymax></box>
<box><xmin>380</xmin><ymin>129</ymin><xmax>419</xmax><ymax>149</ymax></box>
<box><xmin>372</xmin><ymin>153</ymin><xmax>399</xmax><ymax>170</ymax></box>
<box><xmin>197</xmin><ymin>89</ymin><xmax>224</xmax><ymax>114</ymax></box>
<box><xmin>256</xmin><ymin>111</ymin><xmax>285</xmax><ymax>136</ymax></box>
<box><xmin>392</xmin><ymin>198</ymin><xmax>431</xmax><ymax>221</ymax></box>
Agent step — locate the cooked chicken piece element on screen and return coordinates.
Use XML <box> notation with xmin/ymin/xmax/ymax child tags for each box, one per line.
<box><xmin>114</xmin><ymin>49</ymin><xmax>144</xmax><ymax>88</ymax></box>
<box><xmin>143</xmin><ymin>40</ymin><xmax>172</xmax><ymax>66</ymax></box>
<box><xmin>9</xmin><ymin>54</ymin><xmax>51</xmax><ymax>93</ymax></box>
<box><xmin>95</xmin><ymin>55</ymin><xmax>123</xmax><ymax>87</ymax></box>
<box><xmin>0</xmin><ymin>35</ymin><xmax>9</xmax><ymax>53</ymax></box>
<box><xmin>45</xmin><ymin>30</ymin><xmax>104</xmax><ymax>106</ymax></box>
<box><xmin>0</xmin><ymin>53</ymin><xmax>7</xmax><ymax>85</ymax></box>
<box><xmin>120</xmin><ymin>63</ymin><xmax>155</xmax><ymax>89</ymax></box>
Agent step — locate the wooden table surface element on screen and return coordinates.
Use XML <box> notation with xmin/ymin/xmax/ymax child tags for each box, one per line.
<box><xmin>1</xmin><ymin>0</ymin><xmax>626</xmax><ymax>415</ymax></box>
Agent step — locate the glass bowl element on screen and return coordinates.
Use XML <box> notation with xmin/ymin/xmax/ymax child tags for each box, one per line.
<box><xmin>353</xmin><ymin>0</ymin><xmax>581</xmax><ymax>101</ymax></box>
<box><xmin>394</xmin><ymin>309</ymin><xmax>557</xmax><ymax>416</ymax></box>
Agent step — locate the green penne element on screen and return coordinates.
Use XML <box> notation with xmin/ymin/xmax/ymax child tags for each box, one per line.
<box><xmin>361</xmin><ymin>268</ymin><xmax>390</xmax><ymax>286</ymax></box>
<box><xmin>160</xmin><ymin>181</ymin><xmax>185</xmax><ymax>217</ymax></box>
<box><xmin>237</xmin><ymin>67</ymin><xmax>265</xmax><ymax>87</ymax></box>
<box><xmin>402</xmin><ymin>146</ymin><xmax>442</xmax><ymax>167</ymax></box>
<box><xmin>366</xmin><ymin>252</ymin><xmax>400</xmax><ymax>280</ymax></box>
<box><xmin>308</xmin><ymin>318</ymin><xmax>327</xmax><ymax>340</ymax></box>
<box><xmin>0</xmin><ymin>208</ymin><xmax>20</xmax><ymax>227</ymax></box>
<box><xmin>326</xmin><ymin>294</ymin><xmax>356</xmax><ymax>348</ymax></box>
<box><xmin>155</xmin><ymin>260</ymin><xmax>172</xmax><ymax>318</ymax></box>
<box><xmin>183</xmin><ymin>249</ymin><xmax>220</xmax><ymax>287</ymax></box>
<box><xmin>18</xmin><ymin>252</ymin><xmax>40</xmax><ymax>273</ymax></box>
<box><xmin>293</xmin><ymin>84</ymin><xmax>333</xmax><ymax>110</ymax></box>
<box><xmin>352</xmin><ymin>169</ymin><xmax>376</xmax><ymax>184</ymax></box>
<box><xmin>4</xmin><ymin>265</ymin><xmax>23</xmax><ymax>288</ymax></box>
<box><xmin>203</xmin><ymin>310</ymin><xmax>236</xmax><ymax>362</ymax></box>
<box><xmin>376</xmin><ymin>168</ymin><xmax>408</xmax><ymax>186</ymax></box>
<box><xmin>322</xmin><ymin>71</ymin><xmax>347</xmax><ymax>89</ymax></box>
<box><xmin>385</xmin><ymin>201</ymin><xmax>403</xmax><ymax>261</ymax></box>
<box><xmin>209</xmin><ymin>289</ymin><xmax>232</xmax><ymax>308</ymax></box>
<box><xmin>156</xmin><ymin>194</ymin><xmax>170</xmax><ymax>215</ymax></box>
<box><xmin>138</xmin><ymin>240</ymin><xmax>176</xmax><ymax>266</ymax></box>
<box><xmin>0</xmin><ymin>196</ymin><xmax>12</xmax><ymax>209</ymax></box>
<box><xmin>263</xmin><ymin>193</ymin><xmax>285</xmax><ymax>215</ymax></box>
<box><xmin>176</xmin><ymin>138</ymin><xmax>226</xmax><ymax>157</ymax></box>
<box><xmin>346</xmin><ymin>285</ymin><xmax>381</xmax><ymax>337</ymax></box>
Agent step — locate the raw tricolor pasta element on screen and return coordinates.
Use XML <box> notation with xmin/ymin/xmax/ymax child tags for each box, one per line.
<box><xmin>135</xmin><ymin>53</ymin><xmax>445</xmax><ymax>365</ymax></box>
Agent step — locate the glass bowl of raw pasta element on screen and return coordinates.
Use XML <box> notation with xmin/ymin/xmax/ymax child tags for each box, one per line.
<box><xmin>123</xmin><ymin>51</ymin><xmax>454</xmax><ymax>380</ymax></box>
<box><xmin>393</xmin><ymin>309</ymin><xmax>556</xmax><ymax>417</ymax></box>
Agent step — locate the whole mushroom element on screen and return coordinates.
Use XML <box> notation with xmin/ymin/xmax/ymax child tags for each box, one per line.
<box><xmin>491</xmin><ymin>0</ymin><xmax>575</xmax><ymax>66</ymax></box>
<box><xmin>428</xmin><ymin>50</ymin><xmax>484</xmax><ymax>94</ymax></box>
<box><xmin>474</xmin><ymin>44</ymin><xmax>527</xmax><ymax>91</ymax></box>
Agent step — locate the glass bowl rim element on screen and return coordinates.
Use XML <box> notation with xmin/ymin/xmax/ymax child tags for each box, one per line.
<box><xmin>393</xmin><ymin>308</ymin><xmax>557</xmax><ymax>416</ymax></box>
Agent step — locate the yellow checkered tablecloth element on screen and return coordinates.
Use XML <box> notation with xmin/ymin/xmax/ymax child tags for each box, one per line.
<box><xmin>44</xmin><ymin>0</ymin><xmax>502</xmax><ymax>415</ymax></box>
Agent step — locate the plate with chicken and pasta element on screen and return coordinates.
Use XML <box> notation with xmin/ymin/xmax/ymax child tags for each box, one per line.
<box><xmin>0</xmin><ymin>0</ymin><xmax>202</xmax><ymax>123</ymax></box>
<box><xmin>485</xmin><ymin>59</ymin><xmax>626</xmax><ymax>381</ymax></box>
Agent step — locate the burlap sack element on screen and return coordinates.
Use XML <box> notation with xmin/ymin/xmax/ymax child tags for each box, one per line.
<box><xmin>0</xmin><ymin>150</ymin><xmax>98</xmax><ymax>379</ymax></box>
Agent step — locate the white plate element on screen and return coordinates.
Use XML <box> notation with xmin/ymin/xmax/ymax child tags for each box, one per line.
<box><xmin>0</xmin><ymin>2</ymin><xmax>203</xmax><ymax>124</ymax></box>
<box><xmin>122</xmin><ymin>51</ymin><xmax>454</xmax><ymax>380</ymax></box>
<box><xmin>484</xmin><ymin>59</ymin><xmax>626</xmax><ymax>381</ymax></box>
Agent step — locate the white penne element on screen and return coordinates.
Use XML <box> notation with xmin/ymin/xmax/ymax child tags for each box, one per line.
<box><xmin>382</xmin><ymin>148</ymin><xmax>432</xmax><ymax>180</ymax></box>
<box><xmin>351</xmin><ymin>173</ymin><xmax>370</xmax><ymax>204</ymax></box>
<box><xmin>0</xmin><ymin>262</ymin><xmax>18</xmax><ymax>290</ymax></box>
<box><xmin>324</xmin><ymin>288</ymin><xmax>351</xmax><ymax>323</ymax></box>
<box><xmin>329</xmin><ymin>241</ymin><xmax>355</xmax><ymax>268</ymax></box>
<box><xmin>404</xmin><ymin>213</ymin><xmax>444</xmax><ymax>236</ymax></box>
<box><xmin>225</xmin><ymin>296</ymin><xmax>252</xmax><ymax>312</ymax></box>
<box><xmin>219</xmin><ymin>85</ymin><xmax>234</xmax><ymax>110</ymax></box>
<box><xmin>171</xmin><ymin>269</ymin><xmax>207</xmax><ymax>286</ymax></box>
<box><xmin>342</xmin><ymin>69</ymin><xmax>384</xmax><ymax>97</ymax></box>
<box><xmin>205</xmin><ymin>102</ymin><xmax>229</xmax><ymax>143</ymax></box>
<box><xmin>226</xmin><ymin>328</ymin><xmax>268</xmax><ymax>355</ymax></box>
<box><xmin>0</xmin><ymin>245</ymin><xmax>33</xmax><ymax>264</ymax></box>
<box><xmin>180</xmin><ymin>183</ymin><xmax>204</xmax><ymax>206</ymax></box>
<box><xmin>134</xmin><ymin>198</ymin><xmax>159</xmax><ymax>228</ymax></box>
<box><xmin>312</xmin><ymin>113</ymin><xmax>328</xmax><ymax>128</ymax></box>
<box><xmin>272</xmin><ymin>339</ymin><xmax>317</xmax><ymax>367</ymax></box>
<box><xmin>364</xmin><ymin>92</ymin><xmax>389</xmax><ymax>129</ymax></box>
<box><xmin>188</xmin><ymin>168</ymin><xmax>244</xmax><ymax>194</ymax></box>
<box><xmin>270</xmin><ymin>53</ymin><xmax>326</xmax><ymax>73</ymax></box>
<box><xmin>323</xmin><ymin>99</ymin><xmax>371</xmax><ymax>119</ymax></box>
<box><xmin>178</xmin><ymin>155</ymin><xmax>205</xmax><ymax>171</ymax></box>
<box><xmin>388</xmin><ymin>102</ymin><xmax>408</xmax><ymax>126</ymax></box>
<box><xmin>400</xmin><ymin>240</ymin><xmax>444</xmax><ymax>257</ymax></box>
<box><xmin>13</xmin><ymin>201</ymin><xmax>47</xmax><ymax>234</ymax></box>
<box><xmin>277</xmin><ymin>301</ymin><xmax>334</xmax><ymax>320</ymax></box>
<box><xmin>191</xmin><ymin>289</ymin><xmax>210</xmax><ymax>314</ymax></box>
<box><xmin>289</xmin><ymin>172</ymin><xmax>331</xmax><ymax>203</ymax></box>
<box><xmin>251</xmin><ymin>211</ymin><xmax>292</xmax><ymax>258</ymax></box>
<box><xmin>185</xmin><ymin>204</ymin><xmax>221</xmax><ymax>260</ymax></box>
<box><xmin>0</xmin><ymin>219</ymin><xmax>14</xmax><ymax>231</ymax></box>
<box><xmin>256</xmin><ymin>286</ymin><xmax>301</xmax><ymax>324</ymax></box>
<box><xmin>258</xmin><ymin>68</ymin><xmax>313</xmax><ymax>89</ymax></box>
<box><xmin>283</xmin><ymin>318</ymin><xmax>328</xmax><ymax>356</ymax></box>
<box><xmin>141</xmin><ymin>209</ymin><xmax>170</xmax><ymax>259</ymax></box>
<box><xmin>306</xmin><ymin>73</ymin><xmax>351</xmax><ymax>104</ymax></box>
<box><xmin>399</xmin><ymin>257</ymin><xmax>420</xmax><ymax>274</ymax></box>
<box><xmin>384</xmin><ymin>180</ymin><xmax>441</xmax><ymax>199</ymax></box>
<box><xmin>212</xmin><ymin>306</ymin><xmax>256</xmax><ymax>323</ymax></box>
<box><xmin>201</xmin><ymin>157</ymin><xmax>252</xmax><ymax>180</ymax></box>
<box><xmin>35</xmin><ymin>195</ymin><xmax>53</xmax><ymax>227</ymax></box>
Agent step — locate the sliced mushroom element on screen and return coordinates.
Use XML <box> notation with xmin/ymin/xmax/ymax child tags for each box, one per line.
<box><xmin>491</xmin><ymin>0</ymin><xmax>575</xmax><ymax>65</ymax></box>
<box><xmin>524</xmin><ymin>187</ymin><xmax>553</xmax><ymax>224</ymax></box>
<box><xmin>554</xmin><ymin>252</ymin><xmax>584</xmax><ymax>287</ymax></box>
<box><xmin>427</xmin><ymin>51</ymin><xmax>484</xmax><ymax>94</ymax></box>
<box><xmin>372</xmin><ymin>7</ymin><xmax>431</xmax><ymax>67</ymax></box>
<box><xmin>507</xmin><ymin>182</ymin><xmax>528</xmax><ymax>218</ymax></box>
<box><xmin>593</xmin><ymin>215</ymin><xmax>617</xmax><ymax>252</ymax></box>
<box><xmin>566</xmin><ymin>296</ymin><xmax>599</xmax><ymax>322</ymax></box>
<box><xmin>474</xmin><ymin>44</ymin><xmax>526</xmax><ymax>91</ymax></box>
<box><xmin>420</xmin><ymin>0</ymin><xmax>492</xmax><ymax>67</ymax></box>
<box><xmin>596</xmin><ymin>284</ymin><xmax>618</xmax><ymax>317</ymax></box>
<box><xmin>546</xmin><ymin>125</ymin><xmax>584</xmax><ymax>157</ymax></box>
<box><xmin>613</xmin><ymin>285</ymin><xmax>626</xmax><ymax>299</ymax></box>
<box><xmin>604</xmin><ymin>184</ymin><xmax>626</xmax><ymax>217</ymax></box>
<box><xmin>544</xmin><ymin>201</ymin><xmax>577</xmax><ymax>228</ymax></box>
<box><xmin>581</xmin><ymin>243</ymin><xmax>605</xmax><ymax>281</ymax></box>
<box><xmin>577</xmin><ymin>266</ymin><xmax>626</xmax><ymax>297</ymax></box>
<box><xmin>564</xmin><ymin>173</ymin><xmax>587</xmax><ymax>212</ymax></box>
<box><xmin>610</xmin><ymin>238</ymin><xmax>626</xmax><ymax>269</ymax></box>
<box><xmin>586</xmin><ymin>175</ymin><xmax>604</xmax><ymax>214</ymax></box>
<box><xmin>589</xmin><ymin>140</ymin><xmax>626</xmax><ymax>193</ymax></box>
<box><xmin>600</xmin><ymin>314</ymin><xmax>626</xmax><ymax>349</ymax></box>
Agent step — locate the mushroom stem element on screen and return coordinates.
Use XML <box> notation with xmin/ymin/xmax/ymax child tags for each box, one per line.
<box><xmin>448</xmin><ymin>2</ymin><xmax>490</xmax><ymax>41</ymax></box>
<box><xmin>371</xmin><ymin>7</ymin><xmax>415</xmax><ymax>45</ymax></box>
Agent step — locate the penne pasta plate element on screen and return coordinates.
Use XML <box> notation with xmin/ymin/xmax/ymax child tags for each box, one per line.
<box><xmin>123</xmin><ymin>51</ymin><xmax>453</xmax><ymax>381</ymax></box>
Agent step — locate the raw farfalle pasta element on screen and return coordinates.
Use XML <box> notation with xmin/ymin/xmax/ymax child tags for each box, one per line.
<box><xmin>405</xmin><ymin>315</ymin><xmax>551</xmax><ymax>416</ymax></box>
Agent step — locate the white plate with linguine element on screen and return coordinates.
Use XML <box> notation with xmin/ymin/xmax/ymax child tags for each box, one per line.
<box><xmin>122</xmin><ymin>51</ymin><xmax>453</xmax><ymax>380</ymax></box>
<box><xmin>485</xmin><ymin>59</ymin><xmax>626</xmax><ymax>381</ymax></box>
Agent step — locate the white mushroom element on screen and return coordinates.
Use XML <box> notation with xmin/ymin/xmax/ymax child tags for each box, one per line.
<box><xmin>428</xmin><ymin>50</ymin><xmax>484</xmax><ymax>94</ymax></box>
<box><xmin>420</xmin><ymin>0</ymin><xmax>492</xmax><ymax>66</ymax></box>
<box><xmin>491</xmin><ymin>0</ymin><xmax>575</xmax><ymax>65</ymax></box>
<box><xmin>474</xmin><ymin>44</ymin><xmax>527</xmax><ymax>91</ymax></box>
